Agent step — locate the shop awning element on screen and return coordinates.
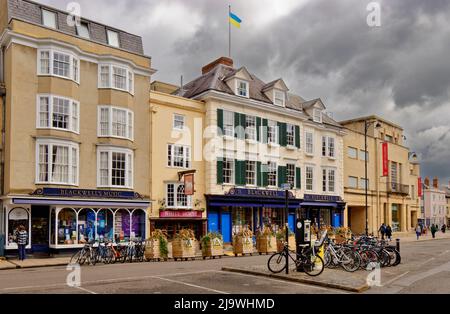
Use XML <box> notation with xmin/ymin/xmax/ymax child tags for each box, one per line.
<box><xmin>209</xmin><ymin>202</ymin><xmax>299</xmax><ymax>208</ymax></box>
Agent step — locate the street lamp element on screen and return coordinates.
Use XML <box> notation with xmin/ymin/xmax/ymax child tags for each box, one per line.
<box><xmin>364</xmin><ymin>120</ymin><xmax>381</xmax><ymax>236</ymax></box>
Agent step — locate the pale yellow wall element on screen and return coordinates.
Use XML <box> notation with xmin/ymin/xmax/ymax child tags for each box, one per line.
<box><xmin>149</xmin><ymin>91</ymin><xmax>206</xmax><ymax>218</ymax></box>
<box><xmin>4</xmin><ymin>43</ymin><xmax>151</xmax><ymax>197</ymax></box>
<box><xmin>0</xmin><ymin>0</ymin><xmax>8</xmax><ymax>31</ymax></box>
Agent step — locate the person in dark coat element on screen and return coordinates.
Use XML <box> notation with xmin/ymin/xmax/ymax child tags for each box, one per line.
<box><xmin>14</xmin><ymin>225</ymin><xmax>28</xmax><ymax>261</ymax></box>
<box><xmin>386</xmin><ymin>225</ymin><xmax>393</xmax><ymax>241</ymax></box>
<box><xmin>378</xmin><ymin>223</ymin><xmax>386</xmax><ymax>240</ymax></box>
<box><xmin>441</xmin><ymin>224</ymin><xmax>446</xmax><ymax>233</ymax></box>
<box><xmin>431</xmin><ymin>224</ymin><xmax>437</xmax><ymax>239</ymax></box>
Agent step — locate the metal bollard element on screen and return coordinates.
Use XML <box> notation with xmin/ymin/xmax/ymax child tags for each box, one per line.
<box><xmin>396</xmin><ymin>238</ymin><xmax>400</xmax><ymax>252</ymax></box>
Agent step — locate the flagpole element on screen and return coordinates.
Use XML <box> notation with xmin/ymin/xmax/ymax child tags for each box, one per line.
<box><xmin>228</xmin><ymin>5</ymin><xmax>231</xmax><ymax>58</ymax></box>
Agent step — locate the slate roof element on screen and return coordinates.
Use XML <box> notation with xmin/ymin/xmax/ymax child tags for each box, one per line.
<box><xmin>5</xmin><ymin>0</ymin><xmax>145</xmax><ymax>55</ymax></box>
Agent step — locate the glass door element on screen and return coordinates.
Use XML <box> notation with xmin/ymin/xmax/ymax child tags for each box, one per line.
<box><xmin>31</xmin><ymin>206</ymin><xmax>50</xmax><ymax>253</ymax></box>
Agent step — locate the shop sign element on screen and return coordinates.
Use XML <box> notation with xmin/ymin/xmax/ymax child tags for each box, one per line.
<box><xmin>9</xmin><ymin>208</ymin><xmax>28</xmax><ymax>220</ymax></box>
<box><xmin>160</xmin><ymin>210</ymin><xmax>203</xmax><ymax>219</ymax></box>
<box><xmin>30</xmin><ymin>188</ymin><xmax>144</xmax><ymax>200</ymax></box>
<box><xmin>382</xmin><ymin>142</ymin><xmax>389</xmax><ymax>177</ymax></box>
<box><xmin>303</xmin><ymin>194</ymin><xmax>342</xmax><ymax>202</ymax></box>
<box><xmin>184</xmin><ymin>173</ymin><xmax>195</xmax><ymax>196</ymax></box>
<box><xmin>226</xmin><ymin>188</ymin><xmax>294</xmax><ymax>199</ymax></box>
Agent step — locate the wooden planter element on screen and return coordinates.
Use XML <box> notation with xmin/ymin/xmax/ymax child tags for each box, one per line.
<box><xmin>277</xmin><ymin>235</ymin><xmax>296</xmax><ymax>252</ymax></box>
<box><xmin>202</xmin><ymin>238</ymin><xmax>224</xmax><ymax>259</ymax></box>
<box><xmin>172</xmin><ymin>238</ymin><xmax>197</xmax><ymax>261</ymax></box>
<box><xmin>145</xmin><ymin>238</ymin><xmax>170</xmax><ymax>261</ymax></box>
<box><xmin>256</xmin><ymin>235</ymin><xmax>277</xmax><ymax>254</ymax></box>
<box><xmin>233</xmin><ymin>236</ymin><xmax>253</xmax><ymax>256</ymax></box>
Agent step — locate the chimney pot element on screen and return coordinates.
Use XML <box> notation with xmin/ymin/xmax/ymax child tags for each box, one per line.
<box><xmin>202</xmin><ymin>57</ymin><xmax>234</xmax><ymax>75</ymax></box>
<box><xmin>433</xmin><ymin>177</ymin><xmax>439</xmax><ymax>189</ymax></box>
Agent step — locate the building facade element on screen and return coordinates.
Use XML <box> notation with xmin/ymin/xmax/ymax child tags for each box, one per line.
<box><xmin>149</xmin><ymin>83</ymin><xmax>207</xmax><ymax>239</ymax></box>
<box><xmin>180</xmin><ymin>57</ymin><xmax>346</xmax><ymax>243</ymax></box>
<box><xmin>341</xmin><ymin>116</ymin><xmax>421</xmax><ymax>234</ymax></box>
<box><xmin>423</xmin><ymin>177</ymin><xmax>446</xmax><ymax>227</ymax></box>
<box><xmin>0</xmin><ymin>0</ymin><xmax>155</xmax><ymax>253</ymax></box>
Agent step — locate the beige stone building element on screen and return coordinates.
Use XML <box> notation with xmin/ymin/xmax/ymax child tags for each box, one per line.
<box><xmin>0</xmin><ymin>0</ymin><xmax>155</xmax><ymax>253</ymax></box>
<box><xmin>341</xmin><ymin>116</ymin><xmax>421</xmax><ymax>234</ymax></box>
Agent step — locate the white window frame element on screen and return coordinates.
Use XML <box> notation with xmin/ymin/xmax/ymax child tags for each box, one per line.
<box><xmin>322</xmin><ymin>167</ymin><xmax>336</xmax><ymax>193</ymax></box>
<box><xmin>267</xmin><ymin>161</ymin><xmax>278</xmax><ymax>187</ymax></box>
<box><xmin>273</xmin><ymin>90</ymin><xmax>286</xmax><ymax>106</ymax></box>
<box><xmin>98</xmin><ymin>63</ymin><xmax>135</xmax><ymax>95</ymax></box>
<box><xmin>36</xmin><ymin>94</ymin><xmax>80</xmax><ymax>134</ymax></box>
<box><xmin>305</xmin><ymin>165</ymin><xmax>314</xmax><ymax>192</ymax></box>
<box><xmin>313</xmin><ymin>109</ymin><xmax>323</xmax><ymax>123</ymax></box>
<box><xmin>268</xmin><ymin>120</ymin><xmax>278</xmax><ymax>144</ymax></box>
<box><xmin>97</xmin><ymin>106</ymin><xmax>134</xmax><ymax>141</ymax></box>
<box><xmin>305</xmin><ymin>131</ymin><xmax>314</xmax><ymax>155</ymax></box>
<box><xmin>37</xmin><ymin>48</ymin><xmax>80</xmax><ymax>83</ymax></box>
<box><xmin>286</xmin><ymin>124</ymin><xmax>295</xmax><ymax>147</ymax></box>
<box><xmin>97</xmin><ymin>146</ymin><xmax>134</xmax><ymax>189</ymax></box>
<box><xmin>42</xmin><ymin>9</ymin><xmax>57</xmax><ymax>29</ymax></box>
<box><xmin>286</xmin><ymin>163</ymin><xmax>296</xmax><ymax>187</ymax></box>
<box><xmin>322</xmin><ymin>136</ymin><xmax>336</xmax><ymax>159</ymax></box>
<box><xmin>245</xmin><ymin>115</ymin><xmax>257</xmax><ymax>141</ymax></box>
<box><xmin>246</xmin><ymin>160</ymin><xmax>257</xmax><ymax>186</ymax></box>
<box><xmin>173</xmin><ymin>114</ymin><xmax>185</xmax><ymax>131</ymax></box>
<box><xmin>348</xmin><ymin>176</ymin><xmax>358</xmax><ymax>188</ymax></box>
<box><xmin>76</xmin><ymin>22</ymin><xmax>90</xmax><ymax>39</ymax></box>
<box><xmin>35</xmin><ymin>139</ymin><xmax>79</xmax><ymax>186</ymax></box>
<box><xmin>166</xmin><ymin>183</ymin><xmax>193</xmax><ymax>209</ymax></box>
<box><xmin>236</xmin><ymin>79</ymin><xmax>249</xmax><ymax>98</ymax></box>
<box><xmin>223</xmin><ymin>110</ymin><xmax>234</xmax><ymax>138</ymax></box>
<box><xmin>106</xmin><ymin>30</ymin><xmax>120</xmax><ymax>47</ymax></box>
<box><xmin>167</xmin><ymin>144</ymin><xmax>191</xmax><ymax>169</ymax></box>
<box><xmin>222</xmin><ymin>157</ymin><xmax>234</xmax><ymax>185</ymax></box>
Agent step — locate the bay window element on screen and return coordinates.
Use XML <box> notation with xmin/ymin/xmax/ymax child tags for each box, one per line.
<box><xmin>38</xmin><ymin>49</ymin><xmax>80</xmax><ymax>83</ymax></box>
<box><xmin>98</xmin><ymin>64</ymin><xmax>134</xmax><ymax>94</ymax></box>
<box><xmin>36</xmin><ymin>139</ymin><xmax>79</xmax><ymax>185</ymax></box>
<box><xmin>37</xmin><ymin>95</ymin><xmax>79</xmax><ymax>133</ymax></box>
<box><xmin>98</xmin><ymin>106</ymin><xmax>134</xmax><ymax>140</ymax></box>
<box><xmin>97</xmin><ymin>147</ymin><xmax>134</xmax><ymax>188</ymax></box>
<box><xmin>166</xmin><ymin>183</ymin><xmax>192</xmax><ymax>208</ymax></box>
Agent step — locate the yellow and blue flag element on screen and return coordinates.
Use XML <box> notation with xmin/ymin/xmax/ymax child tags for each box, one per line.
<box><xmin>229</xmin><ymin>12</ymin><xmax>242</xmax><ymax>28</ymax></box>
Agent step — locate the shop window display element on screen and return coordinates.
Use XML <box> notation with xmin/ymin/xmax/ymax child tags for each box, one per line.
<box><xmin>131</xmin><ymin>209</ymin><xmax>146</xmax><ymax>240</ymax></box>
<box><xmin>232</xmin><ymin>207</ymin><xmax>253</xmax><ymax>235</ymax></box>
<box><xmin>7</xmin><ymin>208</ymin><xmax>29</xmax><ymax>245</ymax></box>
<box><xmin>114</xmin><ymin>209</ymin><xmax>131</xmax><ymax>242</ymax></box>
<box><xmin>50</xmin><ymin>208</ymin><xmax>56</xmax><ymax>245</ymax></box>
<box><xmin>58</xmin><ymin>208</ymin><xmax>77</xmax><ymax>244</ymax></box>
<box><xmin>262</xmin><ymin>208</ymin><xmax>283</xmax><ymax>233</ymax></box>
<box><xmin>96</xmin><ymin>209</ymin><xmax>114</xmax><ymax>241</ymax></box>
<box><xmin>77</xmin><ymin>208</ymin><xmax>96</xmax><ymax>244</ymax></box>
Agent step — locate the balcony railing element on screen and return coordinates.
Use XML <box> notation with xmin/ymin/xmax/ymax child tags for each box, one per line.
<box><xmin>387</xmin><ymin>182</ymin><xmax>409</xmax><ymax>195</ymax></box>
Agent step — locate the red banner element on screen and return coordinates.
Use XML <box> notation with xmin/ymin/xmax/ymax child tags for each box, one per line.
<box><xmin>184</xmin><ymin>173</ymin><xmax>194</xmax><ymax>196</ymax></box>
<box><xmin>382</xmin><ymin>142</ymin><xmax>389</xmax><ymax>177</ymax></box>
<box><xmin>418</xmin><ymin>177</ymin><xmax>422</xmax><ymax>197</ymax></box>
<box><xmin>160</xmin><ymin>210</ymin><xmax>202</xmax><ymax>219</ymax></box>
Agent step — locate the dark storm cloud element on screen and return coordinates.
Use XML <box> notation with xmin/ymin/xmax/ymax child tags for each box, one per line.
<box><xmin>38</xmin><ymin>0</ymin><xmax>450</xmax><ymax>184</ymax></box>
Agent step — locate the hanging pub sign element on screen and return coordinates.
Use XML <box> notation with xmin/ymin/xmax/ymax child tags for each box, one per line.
<box><xmin>418</xmin><ymin>177</ymin><xmax>423</xmax><ymax>197</ymax></box>
<box><xmin>382</xmin><ymin>142</ymin><xmax>389</xmax><ymax>177</ymax></box>
<box><xmin>184</xmin><ymin>173</ymin><xmax>195</xmax><ymax>196</ymax></box>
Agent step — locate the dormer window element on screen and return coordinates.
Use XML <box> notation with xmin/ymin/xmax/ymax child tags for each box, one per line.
<box><xmin>107</xmin><ymin>30</ymin><xmax>120</xmax><ymax>47</ymax></box>
<box><xmin>274</xmin><ymin>90</ymin><xmax>285</xmax><ymax>106</ymax></box>
<box><xmin>76</xmin><ymin>22</ymin><xmax>90</xmax><ymax>39</ymax></box>
<box><xmin>313</xmin><ymin>109</ymin><xmax>322</xmax><ymax>123</ymax></box>
<box><xmin>236</xmin><ymin>80</ymin><xmax>249</xmax><ymax>98</ymax></box>
<box><xmin>42</xmin><ymin>9</ymin><xmax>57</xmax><ymax>29</ymax></box>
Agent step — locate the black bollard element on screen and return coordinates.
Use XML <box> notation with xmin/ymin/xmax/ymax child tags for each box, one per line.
<box><xmin>396</xmin><ymin>238</ymin><xmax>400</xmax><ymax>252</ymax></box>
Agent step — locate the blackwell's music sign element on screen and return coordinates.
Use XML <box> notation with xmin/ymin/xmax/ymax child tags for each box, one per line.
<box><xmin>30</xmin><ymin>188</ymin><xmax>143</xmax><ymax>200</ymax></box>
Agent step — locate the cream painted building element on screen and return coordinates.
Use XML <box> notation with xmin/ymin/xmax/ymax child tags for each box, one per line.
<box><xmin>149</xmin><ymin>84</ymin><xmax>207</xmax><ymax>239</ymax></box>
<box><xmin>423</xmin><ymin>177</ymin><xmax>446</xmax><ymax>227</ymax></box>
<box><xmin>179</xmin><ymin>57</ymin><xmax>346</xmax><ymax>243</ymax></box>
<box><xmin>0</xmin><ymin>0</ymin><xmax>155</xmax><ymax>253</ymax></box>
<box><xmin>341</xmin><ymin>116</ymin><xmax>421</xmax><ymax>234</ymax></box>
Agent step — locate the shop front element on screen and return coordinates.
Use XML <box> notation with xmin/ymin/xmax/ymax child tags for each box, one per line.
<box><xmin>206</xmin><ymin>188</ymin><xmax>301</xmax><ymax>243</ymax></box>
<box><xmin>299</xmin><ymin>194</ymin><xmax>346</xmax><ymax>231</ymax></box>
<box><xmin>1</xmin><ymin>188</ymin><xmax>150</xmax><ymax>253</ymax></box>
<box><xmin>150</xmin><ymin>210</ymin><xmax>206</xmax><ymax>240</ymax></box>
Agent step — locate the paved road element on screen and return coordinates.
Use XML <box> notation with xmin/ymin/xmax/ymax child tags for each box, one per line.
<box><xmin>1</xmin><ymin>238</ymin><xmax>449</xmax><ymax>294</ymax></box>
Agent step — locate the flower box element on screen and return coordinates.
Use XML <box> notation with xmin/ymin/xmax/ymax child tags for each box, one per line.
<box><xmin>256</xmin><ymin>235</ymin><xmax>277</xmax><ymax>254</ymax></box>
<box><xmin>202</xmin><ymin>238</ymin><xmax>224</xmax><ymax>259</ymax></box>
<box><xmin>172</xmin><ymin>238</ymin><xmax>197</xmax><ymax>260</ymax></box>
<box><xmin>233</xmin><ymin>236</ymin><xmax>253</xmax><ymax>256</ymax></box>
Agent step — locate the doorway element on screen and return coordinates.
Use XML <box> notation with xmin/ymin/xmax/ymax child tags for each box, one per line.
<box><xmin>31</xmin><ymin>206</ymin><xmax>50</xmax><ymax>253</ymax></box>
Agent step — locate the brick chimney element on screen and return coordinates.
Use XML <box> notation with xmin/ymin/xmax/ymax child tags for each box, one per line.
<box><xmin>424</xmin><ymin>177</ymin><xmax>430</xmax><ymax>187</ymax></box>
<box><xmin>202</xmin><ymin>57</ymin><xmax>234</xmax><ymax>75</ymax></box>
<box><xmin>433</xmin><ymin>177</ymin><xmax>439</xmax><ymax>189</ymax></box>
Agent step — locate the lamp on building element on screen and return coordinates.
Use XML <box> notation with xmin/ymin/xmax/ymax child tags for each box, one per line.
<box><xmin>365</xmin><ymin>120</ymin><xmax>381</xmax><ymax>236</ymax></box>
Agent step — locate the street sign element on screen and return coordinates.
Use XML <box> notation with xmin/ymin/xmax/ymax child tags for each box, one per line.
<box><xmin>281</xmin><ymin>183</ymin><xmax>292</xmax><ymax>190</ymax></box>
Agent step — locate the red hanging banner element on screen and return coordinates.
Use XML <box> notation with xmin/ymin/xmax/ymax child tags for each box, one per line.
<box><xmin>184</xmin><ymin>173</ymin><xmax>195</xmax><ymax>196</ymax></box>
<box><xmin>418</xmin><ymin>177</ymin><xmax>422</xmax><ymax>197</ymax></box>
<box><xmin>382</xmin><ymin>142</ymin><xmax>389</xmax><ymax>177</ymax></box>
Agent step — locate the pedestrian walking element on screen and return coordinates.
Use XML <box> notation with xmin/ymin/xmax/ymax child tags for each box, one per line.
<box><xmin>415</xmin><ymin>225</ymin><xmax>421</xmax><ymax>240</ymax></box>
<box><xmin>378</xmin><ymin>223</ymin><xmax>386</xmax><ymax>240</ymax></box>
<box><xmin>441</xmin><ymin>224</ymin><xmax>446</xmax><ymax>234</ymax></box>
<box><xmin>431</xmin><ymin>224</ymin><xmax>437</xmax><ymax>239</ymax></box>
<box><xmin>386</xmin><ymin>225</ymin><xmax>392</xmax><ymax>241</ymax></box>
<box><xmin>15</xmin><ymin>225</ymin><xmax>28</xmax><ymax>261</ymax></box>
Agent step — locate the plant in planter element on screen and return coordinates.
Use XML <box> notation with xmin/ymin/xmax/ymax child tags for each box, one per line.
<box><xmin>332</xmin><ymin>227</ymin><xmax>352</xmax><ymax>244</ymax></box>
<box><xmin>172</xmin><ymin>228</ymin><xmax>197</xmax><ymax>260</ymax></box>
<box><xmin>256</xmin><ymin>226</ymin><xmax>277</xmax><ymax>254</ymax></box>
<box><xmin>200</xmin><ymin>232</ymin><xmax>224</xmax><ymax>259</ymax></box>
<box><xmin>158</xmin><ymin>199</ymin><xmax>167</xmax><ymax>212</ymax></box>
<box><xmin>145</xmin><ymin>229</ymin><xmax>169</xmax><ymax>260</ymax></box>
<box><xmin>232</xmin><ymin>227</ymin><xmax>254</xmax><ymax>256</ymax></box>
<box><xmin>275</xmin><ymin>227</ymin><xmax>296</xmax><ymax>252</ymax></box>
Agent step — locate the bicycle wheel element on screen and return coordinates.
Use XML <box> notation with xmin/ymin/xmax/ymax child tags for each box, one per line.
<box><xmin>340</xmin><ymin>248</ymin><xmax>361</xmax><ymax>272</ymax></box>
<box><xmin>302</xmin><ymin>254</ymin><xmax>324</xmax><ymax>277</ymax></box>
<box><xmin>267</xmin><ymin>252</ymin><xmax>286</xmax><ymax>273</ymax></box>
<box><xmin>70</xmin><ymin>250</ymin><xmax>82</xmax><ymax>265</ymax></box>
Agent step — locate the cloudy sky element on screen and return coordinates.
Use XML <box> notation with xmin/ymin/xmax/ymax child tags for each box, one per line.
<box><xmin>39</xmin><ymin>0</ymin><xmax>450</xmax><ymax>185</ymax></box>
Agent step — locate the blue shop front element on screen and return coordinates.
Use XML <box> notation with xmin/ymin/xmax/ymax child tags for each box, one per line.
<box><xmin>206</xmin><ymin>188</ymin><xmax>301</xmax><ymax>243</ymax></box>
<box><xmin>299</xmin><ymin>194</ymin><xmax>346</xmax><ymax>229</ymax></box>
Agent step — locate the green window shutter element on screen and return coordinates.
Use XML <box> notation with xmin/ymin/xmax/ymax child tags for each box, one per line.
<box><xmin>239</xmin><ymin>113</ymin><xmax>246</xmax><ymax>139</ymax></box>
<box><xmin>217</xmin><ymin>109</ymin><xmax>223</xmax><ymax>134</ymax></box>
<box><xmin>262</xmin><ymin>164</ymin><xmax>268</xmax><ymax>187</ymax></box>
<box><xmin>262</xmin><ymin>119</ymin><xmax>268</xmax><ymax>143</ymax></box>
<box><xmin>295</xmin><ymin>126</ymin><xmax>301</xmax><ymax>148</ymax></box>
<box><xmin>235</xmin><ymin>160</ymin><xmax>245</xmax><ymax>186</ymax></box>
<box><xmin>296</xmin><ymin>167</ymin><xmax>301</xmax><ymax>189</ymax></box>
<box><xmin>257</xmin><ymin>162</ymin><xmax>262</xmax><ymax>186</ymax></box>
<box><xmin>217</xmin><ymin>160</ymin><xmax>223</xmax><ymax>184</ymax></box>
<box><xmin>241</xmin><ymin>160</ymin><xmax>246</xmax><ymax>185</ymax></box>
<box><xmin>234</xmin><ymin>112</ymin><xmax>240</xmax><ymax>138</ymax></box>
<box><xmin>256</xmin><ymin>117</ymin><xmax>262</xmax><ymax>142</ymax></box>
<box><xmin>280</xmin><ymin>123</ymin><xmax>287</xmax><ymax>146</ymax></box>
<box><xmin>278</xmin><ymin>165</ymin><xmax>284</xmax><ymax>187</ymax></box>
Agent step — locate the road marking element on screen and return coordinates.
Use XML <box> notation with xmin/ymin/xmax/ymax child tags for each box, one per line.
<box><xmin>417</xmin><ymin>257</ymin><xmax>435</xmax><ymax>267</ymax></box>
<box><xmin>438</xmin><ymin>250</ymin><xmax>450</xmax><ymax>256</ymax></box>
<box><xmin>152</xmin><ymin>275</ymin><xmax>229</xmax><ymax>294</ymax></box>
<box><xmin>74</xmin><ymin>286</ymin><xmax>97</xmax><ymax>295</ymax></box>
<box><xmin>381</xmin><ymin>271</ymin><xmax>410</xmax><ymax>287</ymax></box>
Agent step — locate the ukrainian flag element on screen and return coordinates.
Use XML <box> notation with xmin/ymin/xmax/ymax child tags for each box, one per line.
<box><xmin>229</xmin><ymin>12</ymin><xmax>242</xmax><ymax>28</ymax></box>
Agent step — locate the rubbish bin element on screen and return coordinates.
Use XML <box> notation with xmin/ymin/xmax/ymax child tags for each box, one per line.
<box><xmin>0</xmin><ymin>234</ymin><xmax>5</xmax><ymax>257</ymax></box>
